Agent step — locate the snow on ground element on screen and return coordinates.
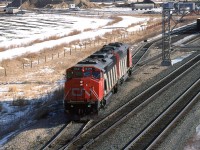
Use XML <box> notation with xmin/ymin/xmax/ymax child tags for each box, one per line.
<box><xmin>0</xmin><ymin>14</ymin><xmax>110</xmax><ymax>48</ymax></box>
<box><xmin>0</xmin><ymin>14</ymin><xmax>148</xmax><ymax>61</ymax></box>
<box><xmin>0</xmin><ymin>7</ymin><xmax>198</xmax><ymax>148</ymax></box>
<box><xmin>171</xmin><ymin>53</ymin><xmax>193</xmax><ymax>65</ymax></box>
<box><xmin>0</xmin><ymin>10</ymin><xmax>150</xmax><ymax>143</ymax></box>
<box><xmin>172</xmin><ymin>35</ymin><xmax>197</xmax><ymax>47</ymax></box>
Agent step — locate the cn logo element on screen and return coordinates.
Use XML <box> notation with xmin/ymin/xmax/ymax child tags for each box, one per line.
<box><xmin>72</xmin><ymin>88</ymin><xmax>91</xmax><ymax>97</ymax></box>
<box><xmin>72</xmin><ymin>88</ymin><xmax>83</xmax><ymax>96</ymax></box>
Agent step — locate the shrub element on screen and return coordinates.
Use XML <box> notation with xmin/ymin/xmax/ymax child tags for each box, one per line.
<box><xmin>9</xmin><ymin>86</ymin><xmax>18</xmax><ymax>92</ymax></box>
<box><xmin>83</xmin><ymin>28</ymin><xmax>92</xmax><ymax>32</ymax></box>
<box><xmin>68</xmin><ymin>30</ymin><xmax>81</xmax><ymax>36</ymax></box>
<box><xmin>52</xmin><ymin>87</ymin><xmax>64</xmax><ymax>101</ymax></box>
<box><xmin>106</xmin><ymin>16</ymin><xmax>122</xmax><ymax>26</ymax></box>
<box><xmin>12</xmin><ymin>96</ymin><xmax>29</xmax><ymax>106</ymax></box>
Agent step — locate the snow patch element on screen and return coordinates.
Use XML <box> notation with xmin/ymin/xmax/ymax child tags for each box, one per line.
<box><xmin>40</xmin><ymin>67</ymin><xmax>54</xmax><ymax>74</ymax></box>
<box><xmin>171</xmin><ymin>53</ymin><xmax>193</xmax><ymax>65</ymax></box>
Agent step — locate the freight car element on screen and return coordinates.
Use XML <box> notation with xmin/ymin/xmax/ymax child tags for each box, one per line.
<box><xmin>64</xmin><ymin>42</ymin><xmax>133</xmax><ymax>114</ymax></box>
<box><xmin>131</xmin><ymin>3</ymin><xmax>155</xmax><ymax>10</ymax></box>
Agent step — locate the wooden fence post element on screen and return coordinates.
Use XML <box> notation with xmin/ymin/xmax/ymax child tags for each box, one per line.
<box><xmin>4</xmin><ymin>68</ymin><xmax>7</xmax><ymax>76</ymax></box>
<box><xmin>30</xmin><ymin>61</ymin><xmax>32</xmax><ymax>68</ymax></box>
<box><xmin>70</xmin><ymin>48</ymin><xmax>71</xmax><ymax>55</ymax></box>
<box><xmin>45</xmin><ymin>56</ymin><xmax>46</xmax><ymax>62</ymax></box>
<box><xmin>52</xmin><ymin>54</ymin><xmax>54</xmax><ymax>60</ymax></box>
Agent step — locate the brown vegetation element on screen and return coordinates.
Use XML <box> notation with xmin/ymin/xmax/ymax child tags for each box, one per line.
<box><xmin>0</xmin><ymin>15</ymin><xmax>196</xmax><ymax>102</ymax></box>
<box><xmin>9</xmin><ymin>86</ymin><xmax>18</xmax><ymax>93</ymax></box>
<box><xmin>68</xmin><ymin>30</ymin><xmax>82</xmax><ymax>36</ymax></box>
<box><xmin>12</xmin><ymin>96</ymin><xmax>29</xmax><ymax>106</ymax></box>
<box><xmin>83</xmin><ymin>28</ymin><xmax>92</xmax><ymax>32</ymax></box>
<box><xmin>106</xmin><ymin>16</ymin><xmax>123</xmax><ymax>26</ymax></box>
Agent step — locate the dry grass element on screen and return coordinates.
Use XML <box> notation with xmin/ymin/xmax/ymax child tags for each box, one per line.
<box><xmin>106</xmin><ymin>16</ymin><xmax>123</xmax><ymax>26</ymax></box>
<box><xmin>1</xmin><ymin>59</ymin><xmax>10</xmax><ymax>67</ymax></box>
<box><xmin>0</xmin><ymin>16</ymin><xmax>196</xmax><ymax>102</ymax></box>
<box><xmin>9</xmin><ymin>86</ymin><xmax>18</xmax><ymax>92</ymax></box>
<box><xmin>68</xmin><ymin>30</ymin><xmax>81</xmax><ymax>36</ymax></box>
<box><xmin>83</xmin><ymin>28</ymin><xmax>92</xmax><ymax>32</ymax></box>
<box><xmin>69</xmin><ymin>39</ymin><xmax>81</xmax><ymax>46</ymax></box>
<box><xmin>0</xmin><ymin>47</ymin><xmax>5</xmax><ymax>52</ymax></box>
<box><xmin>26</xmin><ymin>53</ymin><xmax>39</xmax><ymax>59</ymax></box>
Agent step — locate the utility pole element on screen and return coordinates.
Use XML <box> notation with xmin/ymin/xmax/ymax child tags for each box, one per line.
<box><xmin>161</xmin><ymin>2</ymin><xmax>195</xmax><ymax>66</ymax></box>
<box><xmin>161</xmin><ymin>2</ymin><xmax>174</xmax><ymax>66</ymax></box>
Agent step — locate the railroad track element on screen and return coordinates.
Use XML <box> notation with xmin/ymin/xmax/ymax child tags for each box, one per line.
<box><xmin>131</xmin><ymin>22</ymin><xmax>197</xmax><ymax>70</ymax></box>
<box><xmin>132</xmin><ymin>42</ymin><xmax>154</xmax><ymax>67</ymax></box>
<box><xmin>124</xmin><ymin>74</ymin><xmax>200</xmax><ymax>150</ymax></box>
<box><xmin>62</xmin><ymin>54</ymin><xmax>200</xmax><ymax>150</ymax></box>
<box><xmin>39</xmin><ymin>24</ymin><xmax>198</xmax><ymax>150</ymax></box>
<box><xmin>40</xmin><ymin>120</ymin><xmax>90</xmax><ymax>150</ymax></box>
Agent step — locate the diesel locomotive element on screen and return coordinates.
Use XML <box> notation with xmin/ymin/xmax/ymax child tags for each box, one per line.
<box><xmin>64</xmin><ymin>42</ymin><xmax>133</xmax><ymax>114</ymax></box>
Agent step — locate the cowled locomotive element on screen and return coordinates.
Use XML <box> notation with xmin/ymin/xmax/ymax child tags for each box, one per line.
<box><xmin>64</xmin><ymin>42</ymin><xmax>132</xmax><ymax>114</ymax></box>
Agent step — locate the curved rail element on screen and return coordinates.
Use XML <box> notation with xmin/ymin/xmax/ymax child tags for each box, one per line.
<box><xmin>40</xmin><ymin>120</ymin><xmax>90</xmax><ymax>150</ymax></box>
<box><xmin>63</xmin><ymin>54</ymin><xmax>200</xmax><ymax>149</ymax></box>
<box><xmin>41</xmin><ymin>122</ymin><xmax>72</xmax><ymax>150</ymax></box>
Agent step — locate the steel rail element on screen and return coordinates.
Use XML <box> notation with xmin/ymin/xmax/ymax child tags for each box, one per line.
<box><xmin>41</xmin><ymin>122</ymin><xmax>72</xmax><ymax>150</ymax></box>
<box><xmin>146</xmin><ymin>92</ymin><xmax>200</xmax><ymax>150</ymax></box>
<box><xmin>40</xmin><ymin>119</ymin><xmax>90</xmax><ymax>150</ymax></box>
<box><xmin>81</xmin><ymin>56</ymin><xmax>200</xmax><ymax>149</ymax></box>
<box><xmin>124</xmin><ymin>78</ymin><xmax>200</xmax><ymax>150</ymax></box>
<box><xmin>64</xmin><ymin>54</ymin><xmax>200</xmax><ymax>150</ymax></box>
<box><xmin>59</xmin><ymin>120</ymin><xmax>92</xmax><ymax>150</ymax></box>
<box><xmin>131</xmin><ymin>23</ymin><xmax>197</xmax><ymax>73</ymax></box>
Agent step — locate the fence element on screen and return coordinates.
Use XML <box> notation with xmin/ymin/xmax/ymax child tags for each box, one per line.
<box><xmin>0</xmin><ymin>22</ymin><xmax>162</xmax><ymax>77</ymax></box>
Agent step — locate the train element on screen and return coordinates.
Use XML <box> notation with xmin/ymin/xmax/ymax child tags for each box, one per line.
<box><xmin>64</xmin><ymin>42</ymin><xmax>133</xmax><ymax>114</ymax></box>
<box><xmin>131</xmin><ymin>3</ymin><xmax>155</xmax><ymax>10</ymax></box>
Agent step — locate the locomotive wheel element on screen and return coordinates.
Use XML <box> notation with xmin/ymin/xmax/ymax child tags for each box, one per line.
<box><xmin>113</xmin><ymin>84</ymin><xmax>118</xmax><ymax>93</ymax></box>
<box><xmin>128</xmin><ymin>70</ymin><xmax>132</xmax><ymax>77</ymax></box>
<box><xmin>92</xmin><ymin>102</ymin><xmax>100</xmax><ymax>114</ymax></box>
<box><xmin>100</xmin><ymin>99</ymin><xmax>106</xmax><ymax>108</ymax></box>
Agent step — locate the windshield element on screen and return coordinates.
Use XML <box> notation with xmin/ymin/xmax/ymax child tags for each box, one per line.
<box><xmin>84</xmin><ymin>71</ymin><xmax>91</xmax><ymax>77</ymax></box>
<box><xmin>74</xmin><ymin>71</ymin><xmax>83</xmax><ymax>78</ymax></box>
<box><xmin>67</xmin><ymin>71</ymin><xmax>73</xmax><ymax>79</ymax></box>
<box><xmin>67</xmin><ymin>68</ymin><xmax>100</xmax><ymax>79</ymax></box>
<box><xmin>92</xmin><ymin>71</ymin><xmax>100</xmax><ymax>79</ymax></box>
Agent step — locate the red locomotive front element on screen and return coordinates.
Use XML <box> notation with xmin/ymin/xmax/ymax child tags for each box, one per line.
<box><xmin>64</xmin><ymin>42</ymin><xmax>132</xmax><ymax>115</ymax></box>
<box><xmin>64</xmin><ymin>66</ymin><xmax>104</xmax><ymax>114</ymax></box>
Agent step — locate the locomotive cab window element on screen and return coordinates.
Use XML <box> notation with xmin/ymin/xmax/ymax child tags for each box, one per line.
<box><xmin>84</xmin><ymin>71</ymin><xmax>91</xmax><ymax>77</ymax></box>
<box><xmin>92</xmin><ymin>71</ymin><xmax>100</xmax><ymax>79</ymax></box>
<box><xmin>74</xmin><ymin>71</ymin><xmax>83</xmax><ymax>78</ymax></box>
<box><xmin>67</xmin><ymin>71</ymin><xmax>73</xmax><ymax>79</ymax></box>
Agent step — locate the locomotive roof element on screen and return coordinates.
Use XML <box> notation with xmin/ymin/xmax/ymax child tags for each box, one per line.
<box><xmin>75</xmin><ymin>42</ymin><xmax>129</xmax><ymax>72</ymax></box>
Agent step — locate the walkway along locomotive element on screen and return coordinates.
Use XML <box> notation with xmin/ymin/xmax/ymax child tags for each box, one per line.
<box><xmin>64</xmin><ymin>42</ymin><xmax>133</xmax><ymax>114</ymax></box>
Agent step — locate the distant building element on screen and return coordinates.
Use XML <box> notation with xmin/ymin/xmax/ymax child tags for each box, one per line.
<box><xmin>5</xmin><ymin>7</ymin><xmax>19</xmax><ymax>14</ymax></box>
<box><xmin>69</xmin><ymin>3</ymin><xmax>75</xmax><ymax>9</ymax></box>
